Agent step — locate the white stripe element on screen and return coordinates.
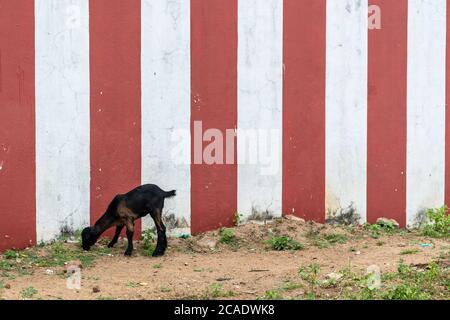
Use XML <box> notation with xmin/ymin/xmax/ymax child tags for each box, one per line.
<box><xmin>407</xmin><ymin>0</ymin><xmax>447</xmax><ymax>227</ymax></box>
<box><xmin>325</xmin><ymin>0</ymin><xmax>368</xmax><ymax>223</ymax></box>
<box><xmin>237</xmin><ymin>0</ymin><xmax>283</xmax><ymax>220</ymax></box>
<box><xmin>35</xmin><ymin>0</ymin><xmax>90</xmax><ymax>242</ymax></box>
<box><xmin>141</xmin><ymin>0</ymin><xmax>191</xmax><ymax>235</ymax></box>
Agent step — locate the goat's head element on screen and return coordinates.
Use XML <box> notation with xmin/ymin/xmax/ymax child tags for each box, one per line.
<box><xmin>81</xmin><ymin>227</ymin><xmax>97</xmax><ymax>251</ymax></box>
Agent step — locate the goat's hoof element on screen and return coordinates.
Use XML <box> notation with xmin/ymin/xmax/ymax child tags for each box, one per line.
<box><xmin>152</xmin><ymin>250</ymin><xmax>165</xmax><ymax>257</ymax></box>
<box><xmin>107</xmin><ymin>243</ymin><xmax>115</xmax><ymax>248</ymax></box>
<box><xmin>124</xmin><ymin>251</ymin><xmax>132</xmax><ymax>257</ymax></box>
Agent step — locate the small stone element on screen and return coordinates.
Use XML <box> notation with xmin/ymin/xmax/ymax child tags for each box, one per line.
<box><xmin>397</xmin><ymin>243</ymin><xmax>407</xmax><ymax>247</ymax></box>
<box><xmin>139</xmin><ymin>282</ymin><xmax>148</xmax><ymax>286</ymax></box>
<box><xmin>44</xmin><ymin>269</ymin><xmax>54</xmax><ymax>275</ymax></box>
<box><xmin>184</xmin><ymin>262</ymin><xmax>188</xmax><ymax>266</ymax></box>
<box><xmin>197</xmin><ymin>238</ymin><xmax>217</xmax><ymax>250</ymax></box>
<box><xmin>326</xmin><ymin>272</ymin><xmax>343</xmax><ymax>281</ymax></box>
<box><xmin>216</xmin><ymin>277</ymin><xmax>232</xmax><ymax>282</ymax></box>
<box><xmin>65</xmin><ymin>259</ymin><xmax>82</xmax><ymax>269</ymax></box>
<box><xmin>92</xmin><ymin>286</ymin><xmax>100</xmax><ymax>293</ymax></box>
<box><xmin>4</xmin><ymin>284</ymin><xmax>11</xmax><ymax>289</ymax></box>
<box><xmin>285</xmin><ymin>215</ymin><xmax>306</xmax><ymax>223</ymax></box>
<box><xmin>355</xmin><ymin>251</ymin><xmax>361</xmax><ymax>255</ymax></box>
<box><xmin>376</xmin><ymin>217</ymin><xmax>400</xmax><ymax>229</ymax></box>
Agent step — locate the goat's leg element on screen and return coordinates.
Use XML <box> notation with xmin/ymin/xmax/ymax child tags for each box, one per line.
<box><xmin>152</xmin><ymin>208</ymin><xmax>167</xmax><ymax>257</ymax></box>
<box><xmin>124</xmin><ymin>220</ymin><xmax>135</xmax><ymax>256</ymax></box>
<box><xmin>108</xmin><ymin>225</ymin><xmax>123</xmax><ymax>248</ymax></box>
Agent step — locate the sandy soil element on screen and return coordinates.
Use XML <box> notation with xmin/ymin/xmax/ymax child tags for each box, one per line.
<box><xmin>1</xmin><ymin>218</ymin><xmax>448</xmax><ymax>300</ymax></box>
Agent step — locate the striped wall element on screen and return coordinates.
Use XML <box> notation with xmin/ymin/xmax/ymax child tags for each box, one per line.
<box><xmin>1</xmin><ymin>0</ymin><xmax>449</xmax><ymax>250</ymax></box>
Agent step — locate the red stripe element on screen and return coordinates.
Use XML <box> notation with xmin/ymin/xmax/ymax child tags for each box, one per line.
<box><xmin>190</xmin><ymin>0</ymin><xmax>238</xmax><ymax>234</ymax></box>
<box><xmin>367</xmin><ymin>0</ymin><xmax>407</xmax><ymax>226</ymax></box>
<box><xmin>446</xmin><ymin>0</ymin><xmax>450</xmax><ymax>207</ymax></box>
<box><xmin>282</xmin><ymin>0</ymin><xmax>326</xmax><ymax>222</ymax></box>
<box><xmin>0</xmin><ymin>0</ymin><xmax>36</xmax><ymax>250</ymax></box>
<box><xmin>89</xmin><ymin>0</ymin><xmax>141</xmax><ymax>237</ymax></box>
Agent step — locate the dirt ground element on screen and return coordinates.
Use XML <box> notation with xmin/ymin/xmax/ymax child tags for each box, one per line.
<box><xmin>0</xmin><ymin>217</ymin><xmax>449</xmax><ymax>300</ymax></box>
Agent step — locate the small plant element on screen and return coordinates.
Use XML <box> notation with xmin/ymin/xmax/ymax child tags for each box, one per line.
<box><xmin>323</xmin><ymin>233</ymin><xmax>348</xmax><ymax>244</ymax></box>
<box><xmin>21</xmin><ymin>286</ymin><xmax>38</xmax><ymax>299</ymax></box>
<box><xmin>233</xmin><ymin>212</ymin><xmax>243</xmax><ymax>226</ymax></box>
<box><xmin>400</xmin><ymin>249</ymin><xmax>420</xmax><ymax>255</ymax></box>
<box><xmin>306</xmin><ymin>229</ymin><xmax>347</xmax><ymax>248</ymax></box>
<box><xmin>257</xmin><ymin>290</ymin><xmax>284</xmax><ymax>300</ymax></box>
<box><xmin>421</xmin><ymin>206</ymin><xmax>450</xmax><ymax>239</ymax></box>
<box><xmin>98</xmin><ymin>237</ymin><xmax>111</xmax><ymax>246</ymax></box>
<box><xmin>160</xmin><ymin>286</ymin><xmax>171</xmax><ymax>293</ymax></box>
<box><xmin>205</xmin><ymin>283</ymin><xmax>235</xmax><ymax>299</ymax></box>
<box><xmin>96</xmin><ymin>296</ymin><xmax>116</xmax><ymax>300</ymax></box>
<box><xmin>153</xmin><ymin>263</ymin><xmax>162</xmax><ymax>269</ymax></box>
<box><xmin>298</xmin><ymin>264</ymin><xmax>321</xmax><ymax>296</ymax></box>
<box><xmin>281</xmin><ymin>281</ymin><xmax>303</xmax><ymax>291</ymax></box>
<box><xmin>126</xmin><ymin>281</ymin><xmax>140</xmax><ymax>288</ymax></box>
<box><xmin>376</xmin><ymin>241</ymin><xmax>385</xmax><ymax>246</ymax></box>
<box><xmin>140</xmin><ymin>229</ymin><xmax>156</xmax><ymax>256</ymax></box>
<box><xmin>3</xmin><ymin>250</ymin><xmax>18</xmax><ymax>260</ymax></box>
<box><xmin>383</xmin><ymin>284</ymin><xmax>431</xmax><ymax>300</ymax></box>
<box><xmin>219</xmin><ymin>228</ymin><xmax>237</xmax><ymax>245</ymax></box>
<box><xmin>0</xmin><ymin>261</ymin><xmax>12</xmax><ymax>271</ymax></box>
<box><xmin>376</xmin><ymin>220</ymin><xmax>397</xmax><ymax>232</ymax></box>
<box><xmin>267</xmin><ymin>236</ymin><xmax>303</xmax><ymax>251</ymax></box>
<box><xmin>363</xmin><ymin>223</ymin><xmax>382</xmax><ymax>238</ymax></box>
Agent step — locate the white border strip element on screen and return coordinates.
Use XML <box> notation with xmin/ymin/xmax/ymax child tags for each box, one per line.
<box><xmin>237</xmin><ymin>0</ymin><xmax>283</xmax><ymax>220</ymax></box>
<box><xmin>35</xmin><ymin>0</ymin><xmax>90</xmax><ymax>242</ymax></box>
<box><xmin>141</xmin><ymin>0</ymin><xmax>191</xmax><ymax>235</ymax></box>
<box><xmin>406</xmin><ymin>0</ymin><xmax>447</xmax><ymax>227</ymax></box>
<box><xmin>325</xmin><ymin>0</ymin><xmax>368</xmax><ymax>223</ymax></box>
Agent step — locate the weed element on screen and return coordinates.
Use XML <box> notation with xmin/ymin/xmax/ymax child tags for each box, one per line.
<box><xmin>204</xmin><ymin>283</ymin><xmax>235</xmax><ymax>299</ymax></box>
<box><xmin>421</xmin><ymin>206</ymin><xmax>450</xmax><ymax>239</ymax></box>
<box><xmin>233</xmin><ymin>212</ymin><xmax>243</xmax><ymax>226</ymax></box>
<box><xmin>298</xmin><ymin>264</ymin><xmax>321</xmax><ymax>296</ymax></box>
<box><xmin>98</xmin><ymin>237</ymin><xmax>111</xmax><ymax>246</ymax></box>
<box><xmin>219</xmin><ymin>228</ymin><xmax>237</xmax><ymax>246</ymax></box>
<box><xmin>280</xmin><ymin>281</ymin><xmax>303</xmax><ymax>291</ymax></box>
<box><xmin>376</xmin><ymin>241</ymin><xmax>385</xmax><ymax>246</ymax></box>
<box><xmin>3</xmin><ymin>250</ymin><xmax>18</xmax><ymax>260</ymax></box>
<box><xmin>140</xmin><ymin>229</ymin><xmax>156</xmax><ymax>256</ymax></box>
<box><xmin>267</xmin><ymin>236</ymin><xmax>303</xmax><ymax>251</ymax></box>
<box><xmin>0</xmin><ymin>261</ymin><xmax>12</xmax><ymax>271</ymax></box>
<box><xmin>400</xmin><ymin>249</ymin><xmax>420</xmax><ymax>255</ymax></box>
<box><xmin>153</xmin><ymin>263</ymin><xmax>162</xmax><ymax>269</ymax></box>
<box><xmin>257</xmin><ymin>290</ymin><xmax>284</xmax><ymax>300</ymax></box>
<box><xmin>383</xmin><ymin>284</ymin><xmax>431</xmax><ymax>300</ymax></box>
<box><xmin>96</xmin><ymin>296</ymin><xmax>116</xmax><ymax>300</ymax></box>
<box><xmin>323</xmin><ymin>233</ymin><xmax>348</xmax><ymax>244</ymax></box>
<box><xmin>306</xmin><ymin>230</ymin><xmax>347</xmax><ymax>248</ymax></box>
<box><xmin>126</xmin><ymin>281</ymin><xmax>140</xmax><ymax>288</ymax></box>
<box><xmin>21</xmin><ymin>286</ymin><xmax>38</xmax><ymax>299</ymax></box>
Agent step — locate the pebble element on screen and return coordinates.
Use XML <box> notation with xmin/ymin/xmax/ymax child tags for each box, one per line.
<box><xmin>326</xmin><ymin>272</ymin><xmax>343</xmax><ymax>281</ymax></box>
<box><xmin>4</xmin><ymin>284</ymin><xmax>11</xmax><ymax>289</ymax></box>
<box><xmin>44</xmin><ymin>269</ymin><xmax>54</xmax><ymax>275</ymax></box>
<box><xmin>92</xmin><ymin>286</ymin><xmax>100</xmax><ymax>293</ymax></box>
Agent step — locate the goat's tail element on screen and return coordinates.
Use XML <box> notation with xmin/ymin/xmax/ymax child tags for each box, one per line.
<box><xmin>163</xmin><ymin>189</ymin><xmax>176</xmax><ymax>198</ymax></box>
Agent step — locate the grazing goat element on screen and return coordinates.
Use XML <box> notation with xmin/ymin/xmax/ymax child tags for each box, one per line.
<box><xmin>81</xmin><ymin>184</ymin><xmax>176</xmax><ymax>257</ymax></box>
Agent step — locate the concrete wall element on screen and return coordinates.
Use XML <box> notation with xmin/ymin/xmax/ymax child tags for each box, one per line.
<box><xmin>1</xmin><ymin>0</ymin><xmax>449</xmax><ymax>250</ymax></box>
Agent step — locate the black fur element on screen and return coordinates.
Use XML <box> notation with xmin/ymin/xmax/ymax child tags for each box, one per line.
<box><xmin>81</xmin><ymin>184</ymin><xmax>176</xmax><ymax>257</ymax></box>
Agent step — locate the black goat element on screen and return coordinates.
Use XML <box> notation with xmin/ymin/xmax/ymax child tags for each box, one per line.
<box><xmin>81</xmin><ymin>184</ymin><xmax>176</xmax><ymax>257</ymax></box>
